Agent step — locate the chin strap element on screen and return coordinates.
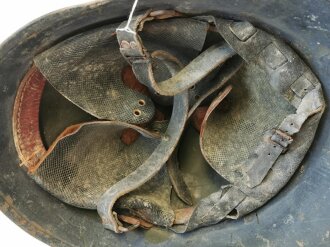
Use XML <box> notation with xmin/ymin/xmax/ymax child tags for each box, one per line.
<box><xmin>99</xmin><ymin>12</ymin><xmax>325</xmax><ymax>234</ymax></box>
<box><xmin>176</xmin><ymin>16</ymin><xmax>324</xmax><ymax>233</ymax></box>
<box><xmin>97</xmin><ymin>92</ymin><xmax>189</xmax><ymax>233</ymax></box>
<box><xmin>116</xmin><ymin>10</ymin><xmax>236</xmax><ymax>96</ymax></box>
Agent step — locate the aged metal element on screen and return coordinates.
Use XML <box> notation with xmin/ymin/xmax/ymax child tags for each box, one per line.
<box><xmin>1</xmin><ymin>0</ymin><xmax>330</xmax><ymax>246</ymax></box>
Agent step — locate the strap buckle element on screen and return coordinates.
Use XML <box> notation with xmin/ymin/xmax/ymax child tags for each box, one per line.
<box><xmin>270</xmin><ymin>129</ymin><xmax>293</xmax><ymax>153</ymax></box>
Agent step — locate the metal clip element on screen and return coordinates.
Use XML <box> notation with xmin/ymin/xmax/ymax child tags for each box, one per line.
<box><xmin>270</xmin><ymin>129</ymin><xmax>293</xmax><ymax>153</ymax></box>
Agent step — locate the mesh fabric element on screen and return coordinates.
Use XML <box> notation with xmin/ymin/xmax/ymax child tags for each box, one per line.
<box><xmin>34</xmin><ymin>24</ymin><xmax>155</xmax><ymax>124</ymax></box>
<box><xmin>34</xmin><ymin>122</ymin><xmax>159</xmax><ymax>209</ymax></box>
<box><xmin>201</xmin><ymin>62</ymin><xmax>296</xmax><ymax>184</ymax></box>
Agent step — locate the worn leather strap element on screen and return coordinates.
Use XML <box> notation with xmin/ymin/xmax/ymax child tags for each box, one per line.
<box><xmin>167</xmin><ymin>149</ymin><xmax>193</xmax><ymax>206</ymax></box>
<box><xmin>179</xmin><ymin>17</ymin><xmax>325</xmax><ymax>232</ymax></box>
<box><xmin>166</xmin><ymin>85</ymin><xmax>242</xmax><ymax>233</ymax></box>
<box><xmin>13</xmin><ymin>65</ymin><xmax>47</xmax><ymax>171</ymax></box>
<box><xmin>117</xmin><ymin>10</ymin><xmax>206</xmax><ymax>61</ymax></box>
<box><xmin>116</xmin><ymin>11</ymin><xmax>237</xmax><ymax>96</ymax></box>
<box><xmin>97</xmin><ymin>51</ymin><xmax>190</xmax><ymax>232</ymax></box>
<box><xmin>212</xmin><ymin>18</ymin><xmax>325</xmax><ymax>188</ymax></box>
<box><xmin>244</xmin><ymin>87</ymin><xmax>323</xmax><ymax>188</ymax></box>
<box><xmin>188</xmin><ymin>56</ymin><xmax>243</xmax><ymax>118</ymax></box>
<box><xmin>97</xmin><ymin>91</ymin><xmax>189</xmax><ymax>233</ymax></box>
<box><xmin>133</xmin><ymin>44</ymin><xmax>236</xmax><ymax>96</ymax></box>
<box><xmin>172</xmin><ymin>186</ymin><xmax>246</xmax><ymax>233</ymax></box>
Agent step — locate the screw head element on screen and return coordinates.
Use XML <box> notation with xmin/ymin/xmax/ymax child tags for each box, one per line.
<box><xmin>120</xmin><ymin>40</ymin><xmax>130</xmax><ymax>49</ymax></box>
<box><xmin>130</xmin><ymin>41</ymin><xmax>137</xmax><ymax>49</ymax></box>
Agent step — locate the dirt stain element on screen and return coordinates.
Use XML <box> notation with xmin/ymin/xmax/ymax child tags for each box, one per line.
<box><xmin>144</xmin><ymin>227</ymin><xmax>172</xmax><ymax>244</ymax></box>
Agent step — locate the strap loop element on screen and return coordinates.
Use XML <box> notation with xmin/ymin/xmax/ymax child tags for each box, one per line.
<box><xmin>244</xmin><ymin>87</ymin><xmax>324</xmax><ymax>188</ymax></box>
<box><xmin>132</xmin><ymin>43</ymin><xmax>236</xmax><ymax>96</ymax></box>
<box><xmin>117</xmin><ymin>11</ymin><xmax>237</xmax><ymax>96</ymax></box>
<box><xmin>270</xmin><ymin>130</ymin><xmax>293</xmax><ymax>150</ymax></box>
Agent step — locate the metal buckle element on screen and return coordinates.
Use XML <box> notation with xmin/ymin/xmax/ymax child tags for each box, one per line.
<box><xmin>270</xmin><ymin>129</ymin><xmax>293</xmax><ymax>153</ymax></box>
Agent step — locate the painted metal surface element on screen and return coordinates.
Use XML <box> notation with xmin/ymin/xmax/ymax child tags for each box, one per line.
<box><xmin>0</xmin><ymin>0</ymin><xmax>330</xmax><ymax>246</ymax></box>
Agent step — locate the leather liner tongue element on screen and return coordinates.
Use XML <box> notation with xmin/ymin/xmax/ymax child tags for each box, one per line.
<box><xmin>138</xmin><ymin>18</ymin><xmax>210</xmax><ymax>105</ymax></box>
<box><xmin>34</xmin><ymin>24</ymin><xmax>155</xmax><ymax>125</ymax></box>
<box><xmin>32</xmin><ymin>121</ymin><xmax>161</xmax><ymax>209</ymax></box>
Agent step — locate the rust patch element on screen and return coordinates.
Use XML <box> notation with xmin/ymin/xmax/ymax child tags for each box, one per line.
<box><xmin>191</xmin><ymin>106</ymin><xmax>208</xmax><ymax>133</ymax></box>
<box><xmin>154</xmin><ymin>109</ymin><xmax>166</xmax><ymax>122</ymax></box>
<box><xmin>121</xmin><ymin>128</ymin><xmax>140</xmax><ymax>145</ymax></box>
<box><xmin>174</xmin><ymin>207</ymin><xmax>194</xmax><ymax>225</ymax></box>
<box><xmin>149</xmin><ymin>10</ymin><xmax>183</xmax><ymax>20</ymax></box>
<box><xmin>122</xmin><ymin>65</ymin><xmax>150</xmax><ymax>96</ymax></box>
<box><xmin>118</xmin><ymin>215</ymin><xmax>153</xmax><ymax>229</ymax></box>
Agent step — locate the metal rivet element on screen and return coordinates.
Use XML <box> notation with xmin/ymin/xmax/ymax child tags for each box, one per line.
<box><xmin>133</xmin><ymin>109</ymin><xmax>141</xmax><ymax>116</ymax></box>
<box><xmin>120</xmin><ymin>40</ymin><xmax>130</xmax><ymax>49</ymax></box>
<box><xmin>130</xmin><ymin>41</ymin><xmax>137</xmax><ymax>49</ymax></box>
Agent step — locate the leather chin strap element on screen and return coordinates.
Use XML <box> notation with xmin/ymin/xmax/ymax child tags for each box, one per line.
<box><xmin>187</xmin><ymin>56</ymin><xmax>244</xmax><ymax>118</ymax></box>
<box><xmin>244</xmin><ymin>87</ymin><xmax>323</xmax><ymax>188</ymax></box>
<box><xmin>98</xmin><ymin>24</ymin><xmax>242</xmax><ymax>230</ymax></box>
<box><xmin>101</xmin><ymin>13</ymin><xmax>324</xmax><ymax>233</ymax></box>
<box><xmin>97</xmin><ymin>28</ymin><xmax>192</xmax><ymax>231</ymax></box>
<box><xmin>97</xmin><ymin>91</ymin><xmax>189</xmax><ymax>233</ymax></box>
<box><xmin>213</xmin><ymin>18</ymin><xmax>324</xmax><ymax>188</ymax></box>
<box><xmin>175</xmin><ymin>17</ymin><xmax>324</xmax><ymax>233</ymax></box>
<box><xmin>116</xmin><ymin>11</ymin><xmax>237</xmax><ymax>96</ymax></box>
